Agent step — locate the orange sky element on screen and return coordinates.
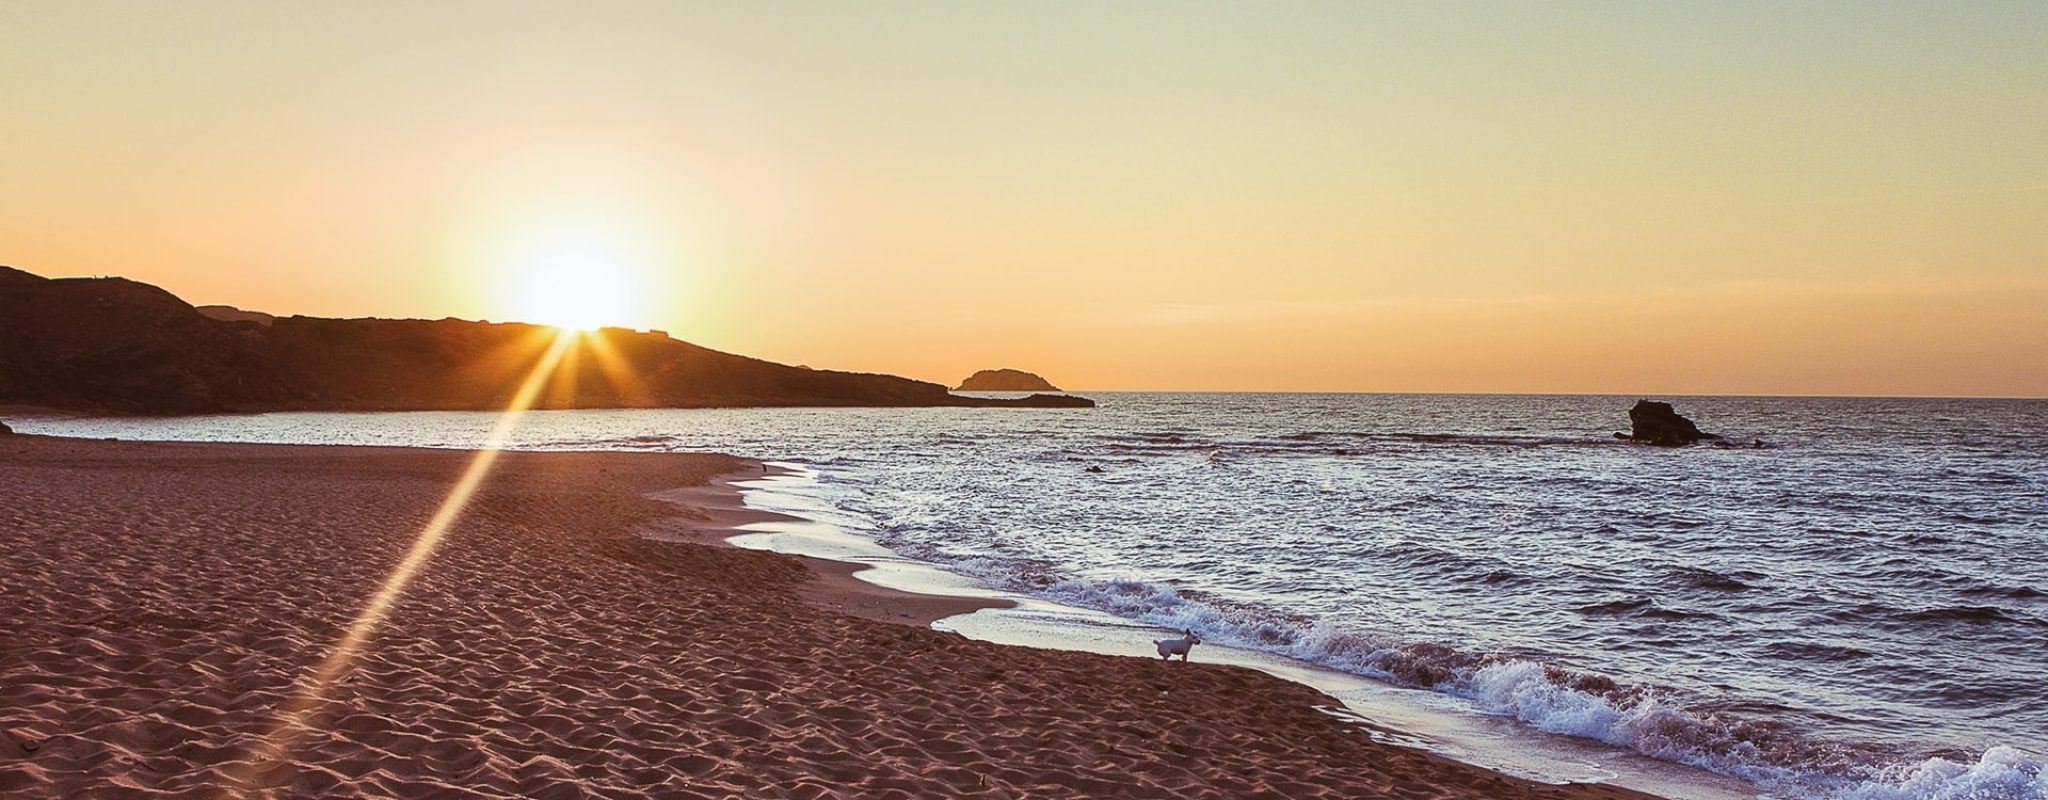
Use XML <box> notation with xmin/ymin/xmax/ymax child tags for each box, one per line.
<box><xmin>3</xmin><ymin>3</ymin><xmax>2044</xmax><ymax>396</ymax></box>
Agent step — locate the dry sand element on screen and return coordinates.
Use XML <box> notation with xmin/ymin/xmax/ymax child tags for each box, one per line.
<box><xmin>0</xmin><ymin>435</ymin><xmax>1661</xmax><ymax>799</ymax></box>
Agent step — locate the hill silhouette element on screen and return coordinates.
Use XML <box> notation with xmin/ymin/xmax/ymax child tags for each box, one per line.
<box><xmin>0</xmin><ymin>267</ymin><xmax>1093</xmax><ymax>414</ymax></box>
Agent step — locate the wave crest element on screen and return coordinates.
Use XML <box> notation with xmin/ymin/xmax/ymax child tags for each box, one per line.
<box><xmin>965</xmin><ymin>572</ymin><xmax>2045</xmax><ymax>799</ymax></box>
<box><xmin>1840</xmin><ymin>747</ymin><xmax>2046</xmax><ymax>800</ymax></box>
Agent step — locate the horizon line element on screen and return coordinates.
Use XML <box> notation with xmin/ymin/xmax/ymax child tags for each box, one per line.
<box><xmin>976</xmin><ymin>388</ymin><xmax>2048</xmax><ymax>402</ymax></box>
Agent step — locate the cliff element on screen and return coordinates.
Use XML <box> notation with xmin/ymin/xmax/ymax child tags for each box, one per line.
<box><xmin>956</xmin><ymin>368</ymin><xmax>1062</xmax><ymax>392</ymax></box>
<box><xmin>0</xmin><ymin>266</ymin><xmax>1093</xmax><ymax>414</ymax></box>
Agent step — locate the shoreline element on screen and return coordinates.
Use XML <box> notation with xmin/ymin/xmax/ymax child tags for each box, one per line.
<box><xmin>2</xmin><ymin>433</ymin><xmax>1664</xmax><ymax>798</ymax></box>
<box><xmin>641</xmin><ymin>462</ymin><xmax>1015</xmax><ymax>627</ymax></box>
<box><xmin>689</xmin><ymin>460</ymin><xmax>1758</xmax><ymax>800</ymax></box>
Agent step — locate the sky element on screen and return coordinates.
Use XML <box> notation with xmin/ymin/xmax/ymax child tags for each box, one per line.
<box><xmin>3</xmin><ymin>2</ymin><xmax>2044</xmax><ymax>396</ymax></box>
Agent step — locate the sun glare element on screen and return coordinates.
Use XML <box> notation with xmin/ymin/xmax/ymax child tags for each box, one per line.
<box><xmin>501</xmin><ymin>226</ymin><xmax>652</xmax><ymax>331</ymax></box>
<box><xmin>227</xmin><ymin>328</ymin><xmax>579</xmax><ymax>797</ymax></box>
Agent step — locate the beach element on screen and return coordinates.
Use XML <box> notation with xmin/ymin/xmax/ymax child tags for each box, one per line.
<box><xmin>0</xmin><ymin>434</ymin><xmax>1661</xmax><ymax>799</ymax></box>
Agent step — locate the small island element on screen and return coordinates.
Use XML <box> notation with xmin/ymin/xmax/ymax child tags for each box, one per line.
<box><xmin>956</xmin><ymin>368</ymin><xmax>1063</xmax><ymax>392</ymax></box>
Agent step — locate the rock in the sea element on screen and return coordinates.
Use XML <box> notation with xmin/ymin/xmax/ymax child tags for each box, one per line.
<box><xmin>956</xmin><ymin>368</ymin><xmax>1062</xmax><ymax>392</ymax></box>
<box><xmin>1622</xmin><ymin>400</ymin><xmax>1719</xmax><ymax>447</ymax></box>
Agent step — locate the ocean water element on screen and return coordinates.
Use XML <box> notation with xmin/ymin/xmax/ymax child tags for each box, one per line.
<box><xmin>11</xmin><ymin>394</ymin><xmax>2046</xmax><ymax>799</ymax></box>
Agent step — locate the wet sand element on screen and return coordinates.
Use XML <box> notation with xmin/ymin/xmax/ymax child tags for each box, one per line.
<box><xmin>0</xmin><ymin>435</ymin><xmax>1661</xmax><ymax>799</ymax></box>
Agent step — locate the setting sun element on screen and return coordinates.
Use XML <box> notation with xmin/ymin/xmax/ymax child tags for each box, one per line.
<box><xmin>499</xmin><ymin>225</ymin><xmax>653</xmax><ymax>331</ymax></box>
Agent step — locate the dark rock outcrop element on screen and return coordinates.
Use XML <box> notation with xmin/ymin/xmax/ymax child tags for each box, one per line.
<box><xmin>195</xmin><ymin>305</ymin><xmax>276</xmax><ymax>326</ymax></box>
<box><xmin>0</xmin><ymin>266</ymin><xmax>1095</xmax><ymax>414</ymax></box>
<box><xmin>1619</xmin><ymin>400</ymin><xmax>1718</xmax><ymax>447</ymax></box>
<box><xmin>956</xmin><ymin>368</ymin><xmax>1062</xmax><ymax>392</ymax></box>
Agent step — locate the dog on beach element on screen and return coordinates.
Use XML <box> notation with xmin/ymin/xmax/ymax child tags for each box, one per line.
<box><xmin>1155</xmin><ymin>629</ymin><xmax>1201</xmax><ymax>662</ymax></box>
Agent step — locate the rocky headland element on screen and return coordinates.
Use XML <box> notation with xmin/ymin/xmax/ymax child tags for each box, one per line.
<box><xmin>0</xmin><ymin>266</ymin><xmax>1093</xmax><ymax>414</ymax></box>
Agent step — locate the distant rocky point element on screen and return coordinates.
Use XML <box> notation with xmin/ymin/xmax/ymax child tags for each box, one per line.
<box><xmin>1616</xmin><ymin>400</ymin><xmax>1720</xmax><ymax>447</ymax></box>
<box><xmin>0</xmin><ymin>266</ymin><xmax>1094</xmax><ymax>414</ymax></box>
<box><xmin>956</xmin><ymin>368</ymin><xmax>1062</xmax><ymax>392</ymax></box>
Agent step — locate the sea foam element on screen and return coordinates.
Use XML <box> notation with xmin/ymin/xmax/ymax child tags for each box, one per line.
<box><xmin>951</xmin><ymin>568</ymin><xmax>2044</xmax><ymax>800</ymax></box>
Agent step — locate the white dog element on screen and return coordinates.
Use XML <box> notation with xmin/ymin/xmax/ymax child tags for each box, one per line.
<box><xmin>1155</xmin><ymin>628</ymin><xmax>1202</xmax><ymax>662</ymax></box>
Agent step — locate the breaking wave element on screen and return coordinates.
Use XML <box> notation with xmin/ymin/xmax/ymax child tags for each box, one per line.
<box><xmin>909</xmin><ymin>564</ymin><xmax>2043</xmax><ymax>800</ymax></box>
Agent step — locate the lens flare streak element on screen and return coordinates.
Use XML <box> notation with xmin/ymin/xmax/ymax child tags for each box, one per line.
<box><xmin>222</xmin><ymin>329</ymin><xmax>578</xmax><ymax>798</ymax></box>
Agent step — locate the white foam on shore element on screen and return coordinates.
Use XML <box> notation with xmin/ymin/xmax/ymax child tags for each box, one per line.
<box><xmin>1835</xmin><ymin>748</ymin><xmax>2047</xmax><ymax>800</ymax></box>
<box><xmin>727</xmin><ymin>462</ymin><xmax>2047</xmax><ymax>800</ymax></box>
<box><xmin>942</xmin><ymin>571</ymin><xmax>2047</xmax><ymax>800</ymax></box>
<box><xmin>726</xmin><ymin>464</ymin><xmax>1760</xmax><ymax>800</ymax></box>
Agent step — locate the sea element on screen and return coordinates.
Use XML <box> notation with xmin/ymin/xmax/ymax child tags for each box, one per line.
<box><xmin>11</xmin><ymin>393</ymin><xmax>2045</xmax><ymax>800</ymax></box>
